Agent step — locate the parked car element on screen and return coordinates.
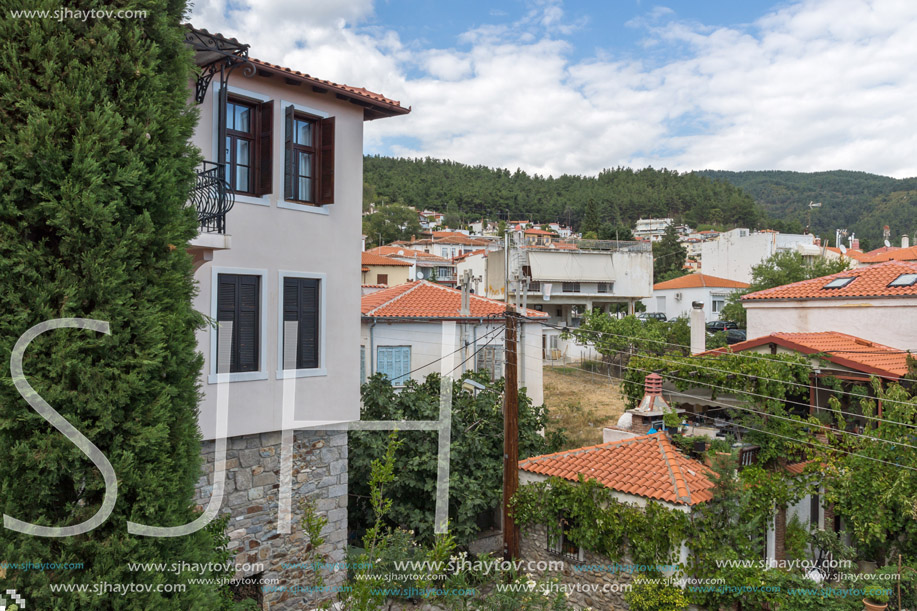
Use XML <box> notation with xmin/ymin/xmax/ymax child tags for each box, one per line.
<box><xmin>637</xmin><ymin>312</ymin><xmax>667</xmax><ymax>322</ymax></box>
<box><xmin>725</xmin><ymin>329</ymin><xmax>747</xmax><ymax>344</ymax></box>
<box><xmin>706</xmin><ymin>320</ymin><xmax>738</xmax><ymax>333</ymax></box>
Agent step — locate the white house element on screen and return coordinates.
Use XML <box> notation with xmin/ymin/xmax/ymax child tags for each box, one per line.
<box><xmin>742</xmin><ymin>260</ymin><xmax>917</xmax><ymax>350</ymax></box>
<box><xmin>701</xmin><ymin>229</ymin><xmax>815</xmax><ymax>284</ymax></box>
<box><xmin>184</xmin><ymin>26</ymin><xmax>409</xmax><ymax>607</ymax></box>
<box><xmin>360</xmin><ymin>281</ymin><xmax>547</xmax><ymax>405</ymax></box>
<box><xmin>482</xmin><ymin>242</ymin><xmax>654</xmax><ymax>360</ymax></box>
<box><xmin>641</xmin><ymin>273</ymin><xmax>749</xmax><ymax>322</ymax></box>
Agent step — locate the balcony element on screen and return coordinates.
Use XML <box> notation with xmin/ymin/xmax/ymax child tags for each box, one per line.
<box><xmin>190</xmin><ymin>161</ymin><xmax>234</xmax><ymax>234</ymax></box>
<box><xmin>188</xmin><ymin>161</ymin><xmax>233</xmax><ymax>269</ymax></box>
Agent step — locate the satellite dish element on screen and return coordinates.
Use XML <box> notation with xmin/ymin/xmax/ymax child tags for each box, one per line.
<box><xmin>839</xmin><ymin>244</ymin><xmax>847</xmax><ymax>254</ymax></box>
<box><xmin>885</xmin><ymin>240</ymin><xmax>891</xmax><ymax>248</ymax></box>
<box><xmin>398</xmin><ymin>250</ymin><xmax>405</xmax><ymax>256</ymax></box>
<box><xmin>415</xmin><ymin>271</ymin><xmax>424</xmax><ymax>280</ymax></box>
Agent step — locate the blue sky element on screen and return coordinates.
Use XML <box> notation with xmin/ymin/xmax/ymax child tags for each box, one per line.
<box><xmin>192</xmin><ymin>0</ymin><xmax>917</xmax><ymax>178</ymax></box>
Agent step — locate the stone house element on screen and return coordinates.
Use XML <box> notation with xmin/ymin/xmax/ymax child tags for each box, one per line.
<box><xmin>517</xmin><ymin>431</ymin><xmax>716</xmax><ymax>609</ymax></box>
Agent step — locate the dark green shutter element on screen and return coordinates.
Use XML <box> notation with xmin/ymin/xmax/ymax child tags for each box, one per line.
<box><xmin>284</xmin><ymin>105</ymin><xmax>294</xmax><ymax>200</ymax></box>
<box><xmin>282</xmin><ymin>277</ymin><xmax>320</xmax><ymax>369</ymax></box>
<box><xmin>217</xmin><ymin>274</ymin><xmax>260</xmax><ymax>373</ymax></box>
<box><xmin>217</xmin><ymin>86</ymin><xmax>228</xmax><ymax>166</ymax></box>
<box><xmin>256</xmin><ymin>100</ymin><xmax>273</xmax><ymax>195</ymax></box>
<box><xmin>317</xmin><ymin>116</ymin><xmax>335</xmax><ymax>204</ymax></box>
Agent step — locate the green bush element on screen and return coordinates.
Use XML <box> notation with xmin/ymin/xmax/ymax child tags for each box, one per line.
<box><xmin>625</xmin><ymin>576</ymin><xmax>688</xmax><ymax>611</ymax></box>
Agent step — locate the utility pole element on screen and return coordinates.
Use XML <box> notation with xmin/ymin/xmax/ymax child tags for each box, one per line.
<box><xmin>502</xmin><ymin>307</ymin><xmax>519</xmax><ymax>560</ymax></box>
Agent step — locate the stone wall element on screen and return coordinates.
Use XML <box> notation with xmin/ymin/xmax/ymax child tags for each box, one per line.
<box><xmin>196</xmin><ymin>429</ymin><xmax>348</xmax><ymax>610</ymax></box>
<box><xmin>519</xmin><ymin>525</ymin><xmax>633</xmax><ymax>610</ymax></box>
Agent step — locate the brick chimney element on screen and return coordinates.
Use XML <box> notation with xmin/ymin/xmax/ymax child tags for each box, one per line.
<box><xmin>850</xmin><ymin>237</ymin><xmax>860</xmax><ymax>251</ymax></box>
<box><xmin>637</xmin><ymin>373</ymin><xmax>669</xmax><ymax>412</ymax></box>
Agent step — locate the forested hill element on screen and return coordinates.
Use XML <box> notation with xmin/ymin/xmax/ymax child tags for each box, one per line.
<box><xmin>696</xmin><ymin>170</ymin><xmax>917</xmax><ymax>247</ymax></box>
<box><xmin>363</xmin><ymin>156</ymin><xmax>766</xmax><ymax>232</ymax></box>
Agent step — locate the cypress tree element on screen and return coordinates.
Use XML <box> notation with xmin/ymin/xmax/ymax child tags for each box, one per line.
<box><xmin>0</xmin><ymin>1</ymin><xmax>227</xmax><ymax>607</ymax></box>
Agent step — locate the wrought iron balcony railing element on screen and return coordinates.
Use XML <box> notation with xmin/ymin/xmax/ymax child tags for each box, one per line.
<box><xmin>190</xmin><ymin>161</ymin><xmax>234</xmax><ymax>234</ymax></box>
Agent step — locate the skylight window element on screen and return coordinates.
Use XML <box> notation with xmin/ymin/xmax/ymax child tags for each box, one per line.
<box><xmin>888</xmin><ymin>273</ymin><xmax>917</xmax><ymax>288</ymax></box>
<box><xmin>823</xmin><ymin>277</ymin><xmax>855</xmax><ymax>289</ymax></box>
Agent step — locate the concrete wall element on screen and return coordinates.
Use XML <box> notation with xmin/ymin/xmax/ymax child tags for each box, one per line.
<box><xmin>361</xmin><ymin>320</ymin><xmax>545</xmax><ymax>406</ymax></box>
<box><xmin>641</xmin><ymin>286</ymin><xmax>743</xmax><ymax>322</ymax></box>
<box><xmin>745</xmin><ymin>298</ymin><xmax>917</xmax><ymax>350</ymax></box>
<box><xmin>702</xmin><ymin>230</ymin><xmax>814</xmax><ymax>284</ymax></box>
<box><xmin>192</xmin><ymin>70</ymin><xmax>365</xmax><ymax>440</ymax></box>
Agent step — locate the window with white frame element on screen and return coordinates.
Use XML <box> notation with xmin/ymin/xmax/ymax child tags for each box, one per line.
<box><xmin>475</xmin><ymin>345</ymin><xmax>503</xmax><ymax>381</ymax></box>
<box><xmin>377</xmin><ymin>346</ymin><xmax>411</xmax><ymax>385</ymax></box>
<box><xmin>711</xmin><ymin>293</ymin><xmax>727</xmax><ymax>314</ymax></box>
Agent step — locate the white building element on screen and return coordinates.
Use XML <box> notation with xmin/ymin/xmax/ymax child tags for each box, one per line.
<box><xmin>633</xmin><ymin>218</ymin><xmax>674</xmax><ymax>241</ymax></box>
<box><xmin>481</xmin><ymin>242</ymin><xmax>653</xmax><ymax>361</ymax></box>
<box><xmin>360</xmin><ymin>281</ymin><xmax>546</xmax><ymax>405</ymax></box>
<box><xmin>742</xmin><ymin>260</ymin><xmax>917</xmax><ymax>350</ymax></box>
<box><xmin>641</xmin><ymin>273</ymin><xmax>749</xmax><ymax>322</ymax></box>
<box><xmin>701</xmin><ymin>229</ymin><xmax>815</xmax><ymax>284</ymax></box>
<box><xmin>185</xmin><ymin>26</ymin><xmax>409</xmax><ymax>606</ymax></box>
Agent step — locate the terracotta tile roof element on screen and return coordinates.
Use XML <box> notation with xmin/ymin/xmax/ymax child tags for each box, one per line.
<box><xmin>824</xmin><ymin>246</ymin><xmax>871</xmax><ymax>263</ymax></box>
<box><xmin>361</xmin><ymin>281</ymin><xmax>548</xmax><ymax>319</ymax></box>
<box><xmin>654</xmin><ymin>273</ymin><xmax>749</xmax><ymax>291</ymax></box>
<box><xmin>860</xmin><ymin>245</ymin><xmax>917</xmax><ymax>264</ymax></box>
<box><xmin>742</xmin><ymin>261</ymin><xmax>917</xmax><ymax>301</ymax></box>
<box><xmin>702</xmin><ymin>331</ymin><xmax>911</xmax><ymax>379</ymax></box>
<box><xmin>368</xmin><ymin>246</ymin><xmax>451</xmax><ymax>264</ymax></box>
<box><xmin>246</xmin><ymin>58</ymin><xmax>409</xmax><ymax>119</ymax></box>
<box><xmin>518</xmin><ymin>432</ymin><xmax>715</xmax><ymax>506</ymax></box>
<box><xmin>361</xmin><ymin>252</ymin><xmax>412</xmax><ymax>267</ymax></box>
<box><xmin>453</xmin><ymin>248</ymin><xmax>487</xmax><ymax>262</ymax></box>
<box><xmin>525</xmin><ymin>228</ymin><xmax>557</xmax><ymax>235</ymax></box>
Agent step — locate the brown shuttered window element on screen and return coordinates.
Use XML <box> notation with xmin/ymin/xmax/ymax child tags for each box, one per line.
<box><xmin>224</xmin><ymin>95</ymin><xmax>273</xmax><ymax>196</ymax></box>
<box><xmin>217</xmin><ymin>274</ymin><xmax>261</xmax><ymax>373</ymax></box>
<box><xmin>282</xmin><ymin>277</ymin><xmax>320</xmax><ymax>369</ymax></box>
<box><xmin>284</xmin><ymin>105</ymin><xmax>335</xmax><ymax>205</ymax></box>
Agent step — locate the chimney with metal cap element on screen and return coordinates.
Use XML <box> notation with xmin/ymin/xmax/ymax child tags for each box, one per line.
<box><xmin>690</xmin><ymin>301</ymin><xmax>706</xmax><ymax>355</ymax></box>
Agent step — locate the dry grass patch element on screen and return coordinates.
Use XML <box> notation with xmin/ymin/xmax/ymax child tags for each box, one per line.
<box><xmin>543</xmin><ymin>365</ymin><xmax>629</xmax><ymax>450</ymax></box>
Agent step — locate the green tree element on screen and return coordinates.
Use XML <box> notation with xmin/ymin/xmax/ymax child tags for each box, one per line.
<box><xmin>652</xmin><ymin>223</ymin><xmax>688</xmax><ymax>280</ymax></box>
<box><xmin>581</xmin><ymin>198</ymin><xmax>602</xmax><ymax>234</ymax></box>
<box><xmin>0</xmin><ymin>5</ymin><xmax>228</xmax><ymax>607</ymax></box>
<box><xmin>362</xmin><ymin>203</ymin><xmax>423</xmax><ymax>247</ymax></box>
<box><xmin>350</xmin><ymin>373</ymin><xmax>565</xmax><ymax>546</ymax></box>
<box><xmin>720</xmin><ymin>251</ymin><xmax>850</xmax><ymax>326</ymax></box>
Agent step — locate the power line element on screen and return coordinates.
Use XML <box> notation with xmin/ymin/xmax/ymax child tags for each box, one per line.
<box><xmin>555</xmin><ymin>361</ymin><xmax>917</xmax><ymax>473</ymax></box>
<box><xmin>559</xmin><ymin>341</ymin><xmax>917</xmax><ymax>433</ymax></box>
<box><xmin>534</xmin><ymin>319</ymin><xmax>917</xmax><ymax>405</ymax></box>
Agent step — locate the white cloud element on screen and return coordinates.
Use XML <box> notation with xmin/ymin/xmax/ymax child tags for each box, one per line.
<box><xmin>190</xmin><ymin>0</ymin><xmax>917</xmax><ymax>178</ymax></box>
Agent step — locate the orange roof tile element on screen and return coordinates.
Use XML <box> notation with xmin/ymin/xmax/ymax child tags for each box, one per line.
<box><xmin>368</xmin><ymin>246</ymin><xmax>451</xmax><ymax>264</ymax></box>
<box><xmin>860</xmin><ymin>245</ymin><xmax>917</xmax><ymax>264</ymax></box>
<box><xmin>524</xmin><ymin>228</ymin><xmax>557</xmax><ymax>235</ymax></box>
<box><xmin>702</xmin><ymin>331</ymin><xmax>911</xmax><ymax>379</ymax></box>
<box><xmin>654</xmin><ymin>273</ymin><xmax>749</xmax><ymax>291</ymax></box>
<box><xmin>824</xmin><ymin>246</ymin><xmax>871</xmax><ymax>263</ymax></box>
<box><xmin>246</xmin><ymin>58</ymin><xmax>409</xmax><ymax>119</ymax></box>
<box><xmin>361</xmin><ymin>252</ymin><xmax>412</xmax><ymax>267</ymax></box>
<box><xmin>361</xmin><ymin>281</ymin><xmax>548</xmax><ymax>320</ymax></box>
<box><xmin>743</xmin><ymin>261</ymin><xmax>917</xmax><ymax>301</ymax></box>
<box><xmin>518</xmin><ymin>432</ymin><xmax>715</xmax><ymax>506</ymax></box>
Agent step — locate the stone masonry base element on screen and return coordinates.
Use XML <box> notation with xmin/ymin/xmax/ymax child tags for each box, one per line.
<box><xmin>196</xmin><ymin>430</ymin><xmax>348</xmax><ymax>610</ymax></box>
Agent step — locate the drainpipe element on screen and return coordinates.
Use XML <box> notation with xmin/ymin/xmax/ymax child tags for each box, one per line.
<box><xmin>369</xmin><ymin>320</ymin><xmax>377</xmax><ymax>376</ymax></box>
